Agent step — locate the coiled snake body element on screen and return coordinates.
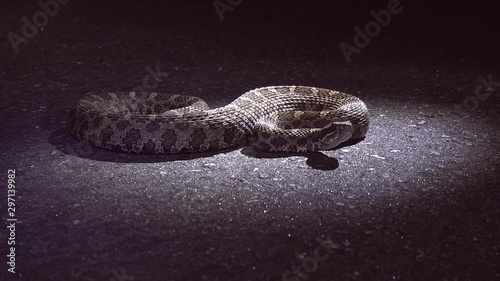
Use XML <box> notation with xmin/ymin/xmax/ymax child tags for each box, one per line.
<box><xmin>68</xmin><ymin>86</ymin><xmax>369</xmax><ymax>154</ymax></box>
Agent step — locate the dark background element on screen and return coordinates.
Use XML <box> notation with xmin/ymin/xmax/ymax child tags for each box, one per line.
<box><xmin>1</xmin><ymin>1</ymin><xmax>499</xmax><ymax>281</ymax></box>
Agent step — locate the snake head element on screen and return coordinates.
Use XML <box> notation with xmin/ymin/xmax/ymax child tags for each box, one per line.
<box><xmin>320</xmin><ymin>121</ymin><xmax>353</xmax><ymax>150</ymax></box>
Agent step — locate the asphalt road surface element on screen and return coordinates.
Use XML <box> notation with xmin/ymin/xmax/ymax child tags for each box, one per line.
<box><xmin>1</xmin><ymin>1</ymin><xmax>499</xmax><ymax>280</ymax></box>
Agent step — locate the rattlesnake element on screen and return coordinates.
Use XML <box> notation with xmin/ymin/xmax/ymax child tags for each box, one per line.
<box><xmin>68</xmin><ymin>86</ymin><xmax>369</xmax><ymax>154</ymax></box>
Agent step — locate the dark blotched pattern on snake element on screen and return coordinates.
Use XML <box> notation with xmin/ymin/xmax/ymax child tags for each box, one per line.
<box><xmin>68</xmin><ymin>86</ymin><xmax>369</xmax><ymax>154</ymax></box>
